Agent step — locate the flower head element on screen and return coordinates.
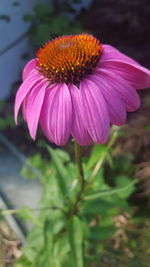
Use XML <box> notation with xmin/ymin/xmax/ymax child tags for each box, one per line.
<box><xmin>14</xmin><ymin>33</ymin><xmax>150</xmax><ymax>146</ymax></box>
<box><xmin>37</xmin><ymin>34</ymin><xmax>102</xmax><ymax>83</ymax></box>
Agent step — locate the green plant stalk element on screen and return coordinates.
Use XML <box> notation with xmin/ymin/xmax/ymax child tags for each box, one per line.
<box><xmin>0</xmin><ymin>205</ymin><xmax>65</xmax><ymax>216</ymax></box>
<box><xmin>87</xmin><ymin>131</ymin><xmax>118</xmax><ymax>188</ymax></box>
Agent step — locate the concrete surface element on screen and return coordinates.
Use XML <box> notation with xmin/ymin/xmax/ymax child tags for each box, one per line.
<box><xmin>0</xmin><ymin>145</ymin><xmax>42</xmax><ymax>211</ymax></box>
<box><xmin>0</xmin><ymin>0</ymin><xmax>49</xmax><ymax>100</ymax></box>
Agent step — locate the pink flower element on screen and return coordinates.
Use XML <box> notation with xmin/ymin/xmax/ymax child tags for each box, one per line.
<box><xmin>14</xmin><ymin>34</ymin><xmax>150</xmax><ymax>146</ymax></box>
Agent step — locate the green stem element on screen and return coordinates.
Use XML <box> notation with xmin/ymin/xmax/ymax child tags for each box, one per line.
<box><xmin>86</xmin><ymin>131</ymin><xmax>118</xmax><ymax>189</ymax></box>
<box><xmin>74</xmin><ymin>141</ymin><xmax>85</xmax><ymax>191</ymax></box>
<box><xmin>0</xmin><ymin>206</ymin><xmax>66</xmax><ymax>216</ymax></box>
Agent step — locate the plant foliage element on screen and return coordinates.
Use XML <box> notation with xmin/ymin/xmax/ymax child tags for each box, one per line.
<box><xmin>15</xmin><ymin>134</ymin><xmax>136</xmax><ymax>266</ymax></box>
<box><xmin>24</xmin><ymin>1</ymin><xmax>83</xmax><ymax>47</ymax></box>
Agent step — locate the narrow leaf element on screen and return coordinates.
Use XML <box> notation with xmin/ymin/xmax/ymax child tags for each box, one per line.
<box><xmin>68</xmin><ymin>216</ymin><xmax>84</xmax><ymax>267</ymax></box>
<box><xmin>19</xmin><ymin>206</ymin><xmax>42</xmax><ymax>227</ymax></box>
<box><xmin>36</xmin><ymin>219</ymin><xmax>54</xmax><ymax>267</ymax></box>
<box><xmin>115</xmin><ymin>175</ymin><xmax>135</xmax><ymax>198</ymax></box>
<box><xmin>87</xmin><ymin>145</ymin><xmax>108</xmax><ymax>169</ymax></box>
<box><xmin>47</xmin><ymin>146</ymin><xmax>68</xmax><ymax>196</ymax></box>
<box><xmin>84</xmin><ymin>180</ymin><xmax>137</xmax><ymax>201</ymax></box>
<box><xmin>55</xmin><ymin>149</ymin><xmax>70</xmax><ymax>163</ymax></box>
<box><xmin>90</xmin><ymin>225</ymin><xmax>116</xmax><ymax>241</ymax></box>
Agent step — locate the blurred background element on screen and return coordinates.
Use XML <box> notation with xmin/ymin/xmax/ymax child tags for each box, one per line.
<box><xmin>0</xmin><ymin>0</ymin><xmax>150</xmax><ymax>266</ymax></box>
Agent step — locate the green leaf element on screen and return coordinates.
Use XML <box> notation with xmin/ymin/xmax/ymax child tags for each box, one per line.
<box><xmin>115</xmin><ymin>175</ymin><xmax>135</xmax><ymax>198</ymax></box>
<box><xmin>90</xmin><ymin>226</ymin><xmax>116</xmax><ymax>241</ymax></box>
<box><xmin>68</xmin><ymin>216</ymin><xmax>84</xmax><ymax>267</ymax></box>
<box><xmin>100</xmin><ymin>217</ymin><xmax>114</xmax><ymax>227</ymax></box>
<box><xmin>27</xmin><ymin>227</ymin><xmax>44</xmax><ymax>249</ymax></box>
<box><xmin>19</xmin><ymin>206</ymin><xmax>42</xmax><ymax>227</ymax></box>
<box><xmin>34</xmin><ymin>4</ymin><xmax>53</xmax><ymax>16</ymax></box>
<box><xmin>0</xmin><ymin>118</ymin><xmax>7</xmax><ymax>129</ymax></box>
<box><xmin>36</xmin><ymin>219</ymin><xmax>54</xmax><ymax>267</ymax></box>
<box><xmin>106</xmin><ymin>152</ymin><xmax>114</xmax><ymax>169</ymax></box>
<box><xmin>84</xmin><ymin>180</ymin><xmax>137</xmax><ymax>201</ymax></box>
<box><xmin>144</xmin><ymin>124</ymin><xmax>150</xmax><ymax>131</ymax></box>
<box><xmin>53</xmin><ymin>237</ymin><xmax>70</xmax><ymax>264</ymax></box>
<box><xmin>22</xmin><ymin>247</ymin><xmax>36</xmax><ymax>263</ymax></box>
<box><xmin>35</xmin><ymin>23</ymin><xmax>51</xmax><ymax>45</ymax></box>
<box><xmin>21</xmin><ymin>165</ymin><xmax>36</xmax><ymax>180</ymax></box>
<box><xmin>50</xmin><ymin>15</ymin><xmax>70</xmax><ymax>35</ymax></box>
<box><xmin>53</xmin><ymin>260</ymin><xmax>61</xmax><ymax>267</ymax></box>
<box><xmin>23</xmin><ymin>14</ymin><xmax>34</xmax><ymax>22</ymax></box>
<box><xmin>44</xmin><ymin>219</ymin><xmax>54</xmax><ymax>252</ymax></box>
<box><xmin>87</xmin><ymin>145</ymin><xmax>108</xmax><ymax>169</ymax></box>
<box><xmin>55</xmin><ymin>149</ymin><xmax>70</xmax><ymax>163</ymax></box>
<box><xmin>15</xmin><ymin>255</ymin><xmax>33</xmax><ymax>267</ymax></box>
<box><xmin>114</xmin><ymin>154</ymin><xmax>134</xmax><ymax>173</ymax></box>
<box><xmin>82</xmin><ymin>199</ymin><xmax>116</xmax><ymax>215</ymax></box>
<box><xmin>47</xmin><ymin>146</ymin><xmax>68</xmax><ymax>196</ymax></box>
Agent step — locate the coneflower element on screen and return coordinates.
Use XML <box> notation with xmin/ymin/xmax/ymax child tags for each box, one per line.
<box><xmin>14</xmin><ymin>34</ymin><xmax>150</xmax><ymax>146</ymax></box>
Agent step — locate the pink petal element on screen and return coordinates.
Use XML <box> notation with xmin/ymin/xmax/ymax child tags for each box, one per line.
<box><xmin>14</xmin><ymin>72</ymin><xmax>43</xmax><ymax>124</ymax></box>
<box><xmin>22</xmin><ymin>98</ymin><xmax>27</xmax><ymax>121</ymax></box>
<box><xmin>25</xmin><ymin>80</ymin><xmax>49</xmax><ymax>139</ymax></box>
<box><xmin>96</xmin><ymin>68</ymin><xmax>140</xmax><ymax>112</ymax></box>
<box><xmin>101</xmin><ymin>61</ymin><xmax>150</xmax><ymax>89</ymax></box>
<box><xmin>87</xmin><ymin>74</ymin><xmax>126</xmax><ymax>125</ymax></box>
<box><xmin>69</xmin><ymin>84</ymin><xmax>91</xmax><ymax>145</ymax></box>
<box><xmin>98</xmin><ymin>45</ymin><xmax>150</xmax><ymax>89</ymax></box>
<box><xmin>80</xmin><ymin>79</ymin><xmax>110</xmax><ymax>144</ymax></box>
<box><xmin>22</xmin><ymin>59</ymin><xmax>38</xmax><ymax>81</ymax></box>
<box><xmin>40</xmin><ymin>83</ymin><xmax>72</xmax><ymax>146</ymax></box>
<box><xmin>100</xmin><ymin>45</ymin><xmax>137</xmax><ymax>64</ymax></box>
<box><xmin>39</xmin><ymin>85</ymin><xmax>56</xmax><ymax>143</ymax></box>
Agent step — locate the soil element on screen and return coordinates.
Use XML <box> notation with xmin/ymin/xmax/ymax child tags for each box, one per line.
<box><xmin>0</xmin><ymin>221</ymin><xmax>22</xmax><ymax>267</ymax></box>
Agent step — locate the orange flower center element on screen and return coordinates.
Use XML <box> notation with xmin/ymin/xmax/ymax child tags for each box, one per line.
<box><xmin>36</xmin><ymin>34</ymin><xmax>102</xmax><ymax>83</ymax></box>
